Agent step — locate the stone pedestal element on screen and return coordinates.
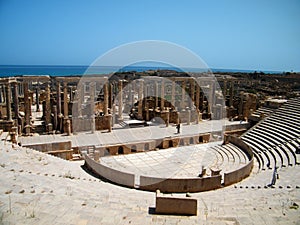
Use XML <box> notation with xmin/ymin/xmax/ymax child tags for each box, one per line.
<box><xmin>198</xmin><ymin>112</ymin><xmax>202</xmax><ymax>123</ymax></box>
<box><xmin>46</xmin><ymin>123</ymin><xmax>53</xmax><ymax>134</ymax></box>
<box><xmin>91</xmin><ymin>116</ymin><xmax>95</xmax><ymax>133</ymax></box>
<box><xmin>107</xmin><ymin>114</ymin><xmax>112</xmax><ymax>132</ymax></box>
<box><xmin>211</xmin><ymin>168</ymin><xmax>222</xmax><ymax>176</ymax></box>
<box><xmin>165</xmin><ymin>111</ymin><xmax>170</xmax><ymax>127</ymax></box>
<box><xmin>187</xmin><ymin>109</ymin><xmax>191</xmax><ymax>125</ymax></box>
<box><xmin>24</xmin><ymin>125</ymin><xmax>31</xmax><ymax>135</ymax></box>
<box><xmin>10</xmin><ymin>126</ymin><xmax>18</xmax><ymax>144</ymax></box>
<box><xmin>64</xmin><ymin>119</ymin><xmax>71</xmax><ymax>136</ymax></box>
<box><xmin>177</xmin><ymin>112</ymin><xmax>180</xmax><ymax>124</ymax></box>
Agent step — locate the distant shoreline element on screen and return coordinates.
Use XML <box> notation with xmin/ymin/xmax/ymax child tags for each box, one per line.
<box><xmin>0</xmin><ymin>65</ymin><xmax>294</xmax><ymax>77</ymax></box>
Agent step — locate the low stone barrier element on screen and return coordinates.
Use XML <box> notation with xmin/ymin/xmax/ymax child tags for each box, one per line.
<box><xmin>84</xmin><ymin>153</ymin><xmax>135</xmax><ymax>188</ymax></box>
<box><xmin>224</xmin><ymin>159</ymin><xmax>253</xmax><ymax>186</ymax></box>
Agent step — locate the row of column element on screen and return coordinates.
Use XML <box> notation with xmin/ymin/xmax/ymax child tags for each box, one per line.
<box><xmin>108</xmin><ymin>78</ymin><xmax>218</xmax><ymax>124</ymax></box>
<box><xmin>222</xmin><ymin>80</ymin><xmax>235</xmax><ymax>107</ymax></box>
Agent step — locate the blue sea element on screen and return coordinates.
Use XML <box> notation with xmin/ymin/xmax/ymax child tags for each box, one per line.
<box><xmin>0</xmin><ymin>65</ymin><xmax>283</xmax><ymax>77</ymax></box>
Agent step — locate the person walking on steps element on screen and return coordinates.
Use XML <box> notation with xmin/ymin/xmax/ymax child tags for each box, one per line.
<box><xmin>176</xmin><ymin>123</ymin><xmax>181</xmax><ymax>134</ymax></box>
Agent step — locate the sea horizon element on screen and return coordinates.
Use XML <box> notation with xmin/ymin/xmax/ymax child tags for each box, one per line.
<box><xmin>0</xmin><ymin>64</ymin><xmax>290</xmax><ymax>77</ymax></box>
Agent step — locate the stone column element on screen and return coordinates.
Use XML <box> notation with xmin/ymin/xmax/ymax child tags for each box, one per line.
<box><xmin>12</xmin><ymin>82</ymin><xmax>19</xmax><ymax>125</ymax></box>
<box><xmin>171</xmin><ymin>79</ymin><xmax>175</xmax><ymax>108</ymax></box>
<box><xmin>138</xmin><ymin>79</ymin><xmax>143</xmax><ymax>120</ymax></box>
<box><xmin>200</xmin><ymin>91</ymin><xmax>204</xmax><ymax>111</ymax></box>
<box><xmin>5</xmin><ymin>83</ymin><xmax>12</xmax><ymax>121</ymax></box>
<box><xmin>165</xmin><ymin>110</ymin><xmax>169</xmax><ymax>127</ymax></box>
<box><xmin>209</xmin><ymin>81</ymin><xmax>214</xmax><ymax>107</ymax></box>
<box><xmin>45</xmin><ymin>84</ymin><xmax>52</xmax><ymax>132</ymax></box>
<box><xmin>109</xmin><ymin>83</ymin><xmax>114</xmax><ymax>110</ymax></box>
<box><xmin>181</xmin><ymin>80</ymin><xmax>186</xmax><ymax>109</ymax></box>
<box><xmin>145</xmin><ymin>102</ymin><xmax>150</xmax><ymax>121</ymax></box>
<box><xmin>160</xmin><ymin>79</ymin><xmax>165</xmax><ymax>110</ymax></box>
<box><xmin>56</xmin><ymin>81</ymin><xmax>63</xmax><ymax>131</ymax></box>
<box><xmin>128</xmin><ymin>83</ymin><xmax>132</xmax><ymax>108</ymax></box>
<box><xmin>239</xmin><ymin>92</ymin><xmax>244</xmax><ymax>117</ymax></box>
<box><xmin>24</xmin><ymin>82</ymin><xmax>31</xmax><ymax>134</ymax></box>
<box><xmin>155</xmin><ymin>81</ymin><xmax>159</xmax><ymax>108</ymax></box>
<box><xmin>63</xmin><ymin>82</ymin><xmax>68</xmax><ymax>118</ymax></box>
<box><xmin>103</xmin><ymin>82</ymin><xmax>109</xmax><ymax>115</ymax></box>
<box><xmin>212</xmin><ymin>81</ymin><xmax>216</xmax><ymax>108</ymax></box>
<box><xmin>112</xmin><ymin>104</ymin><xmax>116</xmax><ymax>125</ymax></box>
<box><xmin>207</xmin><ymin>81</ymin><xmax>213</xmax><ymax>115</ymax></box>
<box><xmin>190</xmin><ymin>79</ymin><xmax>195</xmax><ymax>108</ymax></box>
<box><xmin>230</xmin><ymin>81</ymin><xmax>234</xmax><ymax>107</ymax></box>
<box><xmin>36</xmin><ymin>87</ymin><xmax>40</xmax><ymax>112</ymax></box>
<box><xmin>63</xmin><ymin>82</ymin><xmax>70</xmax><ymax>134</ymax></box>
<box><xmin>187</xmin><ymin>109</ymin><xmax>191</xmax><ymax>125</ymax></box>
<box><xmin>0</xmin><ymin>85</ymin><xmax>3</xmax><ymax>103</ymax></box>
<box><xmin>131</xmin><ymin>81</ymin><xmax>136</xmax><ymax>106</ymax></box>
<box><xmin>78</xmin><ymin>83</ymin><xmax>85</xmax><ymax>117</ymax></box>
<box><xmin>57</xmin><ymin>81</ymin><xmax>62</xmax><ymax>116</ymax></box>
<box><xmin>53</xmin><ymin>105</ymin><xmax>58</xmax><ymax>131</ymax></box>
<box><xmin>69</xmin><ymin>87</ymin><xmax>73</xmax><ymax>102</ymax></box>
<box><xmin>89</xmin><ymin>82</ymin><xmax>95</xmax><ymax>133</ymax></box>
<box><xmin>195</xmin><ymin>83</ymin><xmax>200</xmax><ymax>110</ymax></box>
<box><xmin>118</xmin><ymin>80</ymin><xmax>123</xmax><ymax>120</ymax></box>
<box><xmin>223</xmin><ymin>80</ymin><xmax>227</xmax><ymax>97</ymax></box>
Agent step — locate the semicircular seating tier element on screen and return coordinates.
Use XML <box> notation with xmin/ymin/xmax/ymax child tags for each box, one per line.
<box><xmin>240</xmin><ymin>97</ymin><xmax>300</xmax><ymax>181</ymax></box>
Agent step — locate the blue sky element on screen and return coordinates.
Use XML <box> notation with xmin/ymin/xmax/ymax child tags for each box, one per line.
<box><xmin>0</xmin><ymin>0</ymin><xmax>299</xmax><ymax>71</ymax></box>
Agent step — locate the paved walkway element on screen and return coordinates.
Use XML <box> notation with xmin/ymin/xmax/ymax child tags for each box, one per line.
<box><xmin>19</xmin><ymin>119</ymin><xmax>243</xmax><ymax>147</ymax></box>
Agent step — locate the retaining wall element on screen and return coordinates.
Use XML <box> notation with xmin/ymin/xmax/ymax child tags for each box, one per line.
<box><xmin>223</xmin><ymin>135</ymin><xmax>254</xmax><ymax>186</ymax></box>
<box><xmin>84</xmin><ymin>153</ymin><xmax>135</xmax><ymax>188</ymax></box>
<box><xmin>139</xmin><ymin>175</ymin><xmax>222</xmax><ymax>193</ymax></box>
<box><xmin>23</xmin><ymin>141</ymin><xmax>72</xmax><ymax>153</ymax></box>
